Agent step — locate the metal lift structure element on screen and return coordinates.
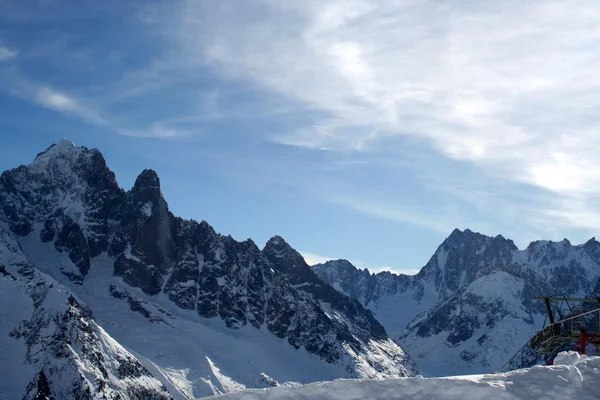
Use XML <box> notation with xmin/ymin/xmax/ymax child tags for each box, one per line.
<box><xmin>529</xmin><ymin>297</ymin><xmax>600</xmax><ymax>356</ymax></box>
<box><xmin>500</xmin><ymin>297</ymin><xmax>600</xmax><ymax>372</ymax></box>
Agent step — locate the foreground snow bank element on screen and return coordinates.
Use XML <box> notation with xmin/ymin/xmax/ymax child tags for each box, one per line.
<box><xmin>203</xmin><ymin>352</ymin><xmax>600</xmax><ymax>400</ymax></box>
<box><xmin>554</xmin><ymin>350</ymin><xmax>587</xmax><ymax>366</ymax></box>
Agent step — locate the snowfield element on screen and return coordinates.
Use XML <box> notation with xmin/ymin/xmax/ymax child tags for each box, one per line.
<box><xmin>202</xmin><ymin>352</ymin><xmax>600</xmax><ymax>400</ymax></box>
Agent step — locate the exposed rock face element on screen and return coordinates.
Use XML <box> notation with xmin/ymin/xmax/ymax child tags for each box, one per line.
<box><xmin>22</xmin><ymin>371</ymin><xmax>53</xmax><ymax>400</ymax></box>
<box><xmin>314</xmin><ymin>230</ymin><xmax>600</xmax><ymax>375</ymax></box>
<box><xmin>0</xmin><ymin>140</ymin><xmax>415</xmax><ymax>398</ymax></box>
<box><xmin>416</xmin><ymin>229</ymin><xmax>518</xmax><ymax>299</ymax></box>
<box><xmin>111</xmin><ymin>169</ymin><xmax>176</xmax><ymax>295</ymax></box>
<box><xmin>263</xmin><ymin>236</ymin><xmax>388</xmax><ymax>343</ymax></box>
<box><xmin>263</xmin><ymin>236</ymin><xmax>417</xmax><ymax>374</ymax></box>
<box><xmin>314</xmin><ymin>260</ymin><xmax>412</xmax><ymax>308</ymax></box>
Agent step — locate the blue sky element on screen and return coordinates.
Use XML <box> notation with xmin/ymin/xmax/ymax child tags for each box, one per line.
<box><xmin>1</xmin><ymin>0</ymin><xmax>600</xmax><ymax>274</ymax></box>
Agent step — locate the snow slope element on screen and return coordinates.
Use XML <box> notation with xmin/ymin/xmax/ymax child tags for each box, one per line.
<box><xmin>0</xmin><ymin>228</ymin><xmax>171</xmax><ymax>400</ymax></box>
<box><xmin>204</xmin><ymin>352</ymin><xmax>600</xmax><ymax>400</ymax></box>
<box><xmin>14</xmin><ymin>234</ymin><xmax>409</xmax><ymax>398</ymax></box>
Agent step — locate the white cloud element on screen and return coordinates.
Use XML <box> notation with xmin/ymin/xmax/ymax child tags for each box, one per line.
<box><xmin>163</xmin><ymin>0</ymin><xmax>600</xmax><ymax>235</ymax></box>
<box><xmin>34</xmin><ymin>87</ymin><xmax>109</xmax><ymax>126</ymax></box>
<box><xmin>300</xmin><ymin>251</ymin><xmax>334</xmax><ymax>266</ymax></box>
<box><xmin>36</xmin><ymin>88</ymin><xmax>78</xmax><ymax>112</ymax></box>
<box><xmin>5</xmin><ymin>83</ymin><xmax>191</xmax><ymax>139</ymax></box>
<box><xmin>0</xmin><ymin>46</ymin><xmax>17</xmax><ymax>61</ymax></box>
<box><xmin>117</xmin><ymin>122</ymin><xmax>192</xmax><ymax>139</ymax></box>
<box><xmin>0</xmin><ymin>41</ymin><xmax>193</xmax><ymax>140</ymax></box>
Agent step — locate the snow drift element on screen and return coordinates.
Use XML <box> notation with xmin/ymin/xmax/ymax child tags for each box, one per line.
<box><xmin>203</xmin><ymin>352</ymin><xmax>600</xmax><ymax>400</ymax></box>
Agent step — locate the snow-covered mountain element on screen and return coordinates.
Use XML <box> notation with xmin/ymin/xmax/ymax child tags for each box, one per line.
<box><xmin>0</xmin><ymin>140</ymin><xmax>415</xmax><ymax>399</ymax></box>
<box><xmin>314</xmin><ymin>229</ymin><xmax>600</xmax><ymax>376</ymax></box>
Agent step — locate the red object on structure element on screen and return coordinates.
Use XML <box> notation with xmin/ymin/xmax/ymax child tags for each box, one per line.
<box><xmin>580</xmin><ymin>327</ymin><xmax>587</xmax><ymax>355</ymax></box>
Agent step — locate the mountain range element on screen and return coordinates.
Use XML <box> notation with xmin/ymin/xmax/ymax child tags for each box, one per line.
<box><xmin>0</xmin><ymin>140</ymin><xmax>415</xmax><ymax>399</ymax></box>
<box><xmin>2</xmin><ymin>139</ymin><xmax>599</xmax><ymax>399</ymax></box>
<box><xmin>314</xmin><ymin>229</ymin><xmax>600</xmax><ymax>375</ymax></box>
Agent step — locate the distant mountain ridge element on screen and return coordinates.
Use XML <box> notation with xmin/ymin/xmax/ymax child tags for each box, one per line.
<box><xmin>0</xmin><ymin>140</ymin><xmax>415</xmax><ymax>399</ymax></box>
<box><xmin>314</xmin><ymin>229</ymin><xmax>600</xmax><ymax>375</ymax></box>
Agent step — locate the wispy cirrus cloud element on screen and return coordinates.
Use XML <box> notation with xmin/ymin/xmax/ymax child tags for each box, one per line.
<box><xmin>0</xmin><ymin>46</ymin><xmax>17</xmax><ymax>61</ymax></box>
<box><xmin>35</xmin><ymin>87</ymin><xmax>109</xmax><ymax>126</ymax></box>
<box><xmin>30</xmin><ymin>85</ymin><xmax>185</xmax><ymax>139</ymax></box>
<box><xmin>0</xmin><ymin>65</ymin><xmax>190</xmax><ymax>139</ymax></box>
<box><xmin>117</xmin><ymin>122</ymin><xmax>194</xmax><ymax>139</ymax></box>
<box><xmin>154</xmin><ymin>0</ymin><xmax>600</xmax><ymax>239</ymax></box>
<box><xmin>173</xmin><ymin>0</ymin><xmax>600</xmax><ymax>186</ymax></box>
<box><xmin>0</xmin><ymin>3</ymin><xmax>198</xmax><ymax>141</ymax></box>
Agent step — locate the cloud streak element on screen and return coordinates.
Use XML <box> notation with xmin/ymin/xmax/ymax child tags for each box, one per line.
<box><xmin>0</xmin><ymin>66</ymin><xmax>190</xmax><ymax>139</ymax></box>
<box><xmin>165</xmin><ymin>0</ymin><xmax>600</xmax><ymax>236</ymax></box>
<box><xmin>0</xmin><ymin>46</ymin><xmax>17</xmax><ymax>61</ymax></box>
<box><xmin>35</xmin><ymin>87</ymin><xmax>109</xmax><ymax>126</ymax></box>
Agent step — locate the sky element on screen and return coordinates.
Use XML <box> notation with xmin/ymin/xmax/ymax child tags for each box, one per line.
<box><xmin>1</xmin><ymin>0</ymin><xmax>600</xmax><ymax>275</ymax></box>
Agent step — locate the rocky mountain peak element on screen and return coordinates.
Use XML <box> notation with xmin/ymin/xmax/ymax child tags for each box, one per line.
<box><xmin>525</xmin><ymin>238</ymin><xmax>571</xmax><ymax>250</ymax></box>
<box><xmin>263</xmin><ymin>235</ymin><xmax>300</xmax><ymax>261</ymax></box>
<box><xmin>264</xmin><ymin>235</ymin><xmax>289</xmax><ymax>249</ymax></box>
<box><xmin>322</xmin><ymin>259</ymin><xmax>370</xmax><ymax>277</ymax></box>
<box><xmin>133</xmin><ymin>169</ymin><xmax>161</xmax><ymax>190</ymax></box>
<box><xmin>111</xmin><ymin>172</ymin><xmax>175</xmax><ymax>295</ymax></box>
<box><xmin>263</xmin><ymin>236</ymin><xmax>321</xmax><ymax>285</ymax></box>
<box><xmin>583</xmin><ymin>237</ymin><xmax>600</xmax><ymax>264</ymax></box>
<box><xmin>445</xmin><ymin>228</ymin><xmax>515</xmax><ymax>248</ymax></box>
<box><xmin>328</xmin><ymin>258</ymin><xmax>355</xmax><ymax>268</ymax></box>
<box><xmin>447</xmin><ymin>227</ymin><xmax>469</xmax><ymax>239</ymax></box>
<box><xmin>29</xmin><ymin>139</ymin><xmax>82</xmax><ymax>173</ymax></box>
<box><xmin>441</xmin><ymin>228</ymin><xmax>517</xmax><ymax>258</ymax></box>
<box><xmin>313</xmin><ymin>258</ymin><xmax>415</xmax><ymax>316</ymax></box>
<box><xmin>131</xmin><ymin>169</ymin><xmax>162</xmax><ymax>204</ymax></box>
<box><xmin>417</xmin><ymin>229</ymin><xmax>517</xmax><ymax>298</ymax></box>
<box><xmin>445</xmin><ymin>228</ymin><xmax>480</xmax><ymax>242</ymax></box>
<box><xmin>25</xmin><ymin>140</ymin><xmax>117</xmax><ymax>199</ymax></box>
<box><xmin>34</xmin><ymin>138</ymin><xmax>77</xmax><ymax>158</ymax></box>
<box><xmin>29</xmin><ymin>139</ymin><xmax>83</xmax><ymax>172</ymax></box>
<box><xmin>523</xmin><ymin>239</ymin><xmax>574</xmax><ymax>266</ymax></box>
